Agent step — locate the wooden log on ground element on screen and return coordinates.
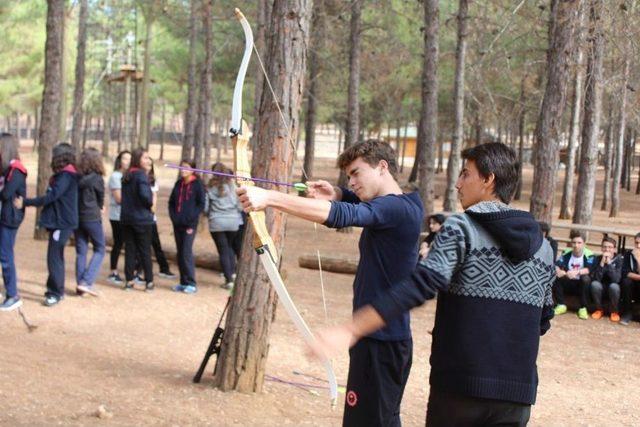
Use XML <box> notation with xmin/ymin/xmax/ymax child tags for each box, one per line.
<box><xmin>298</xmin><ymin>253</ymin><xmax>358</xmax><ymax>275</ymax></box>
<box><xmin>105</xmin><ymin>236</ymin><xmax>221</xmax><ymax>271</ymax></box>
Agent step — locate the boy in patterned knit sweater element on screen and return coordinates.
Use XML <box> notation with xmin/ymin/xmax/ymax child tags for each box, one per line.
<box><xmin>311</xmin><ymin>142</ymin><xmax>556</xmax><ymax>427</ymax></box>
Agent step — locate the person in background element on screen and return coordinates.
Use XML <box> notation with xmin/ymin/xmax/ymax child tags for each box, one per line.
<box><xmin>107</xmin><ymin>150</ymin><xmax>130</xmax><ymax>284</ymax></box>
<box><xmin>0</xmin><ymin>133</ymin><xmax>27</xmax><ymax>311</ymax></box>
<box><xmin>590</xmin><ymin>237</ymin><xmax>623</xmax><ymax>322</ymax></box>
<box><xmin>75</xmin><ymin>147</ymin><xmax>106</xmax><ymax>297</ymax></box>
<box><xmin>168</xmin><ymin>159</ymin><xmax>205</xmax><ymax>294</ymax></box>
<box><xmin>205</xmin><ymin>162</ymin><xmax>244</xmax><ymax>290</ymax></box>
<box><xmin>620</xmin><ymin>232</ymin><xmax>640</xmax><ymax>326</ymax></box>
<box><xmin>120</xmin><ymin>148</ymin><xmax>154</xmax><ymax>292</ymax></box>
<box><xmin>553</xmin><ymin>229</ymin><xmax>595</xmax><ymax>320</ymax></box>
<box><xmin>419</xmin><ymin>213</ymin><xmax>445</xmax><ymax>260</ymax></box>
<box><xmin>145</xmin><ymin>159</ymin><xmax>176</xmax><ymax>280</ymax></box>
<box><xmin>17</xmin><ymin>143</ymin><xmax>79</xmax><ymax>307</ymax></box>
<box><xmin>539</xmin><ymin>221</ymin><xmax>558</xmax><ymax>261</ymax></box>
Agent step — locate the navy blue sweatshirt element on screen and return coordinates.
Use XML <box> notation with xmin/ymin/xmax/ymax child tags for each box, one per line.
<box><xmin>78</xmin><ymin>172</ymin><xmax>105</xmax><ymax>223</ymax></box>
<box><xmin>120</xmin><ymin>168</ymin><xmax>154</xmax><ymax>225</ymax></box>
<box><xmin>0</xmin><ymin>159</ymin><xmax>27</xmax><ymax>228</ymax></box>
<box><xmin>25</xmin><ymin>165</ymin><xmax>79</xmax><ymax>230</ymax></box>
<box><xmin>168</xmin><ymin>175</ymin><xmax>205</xmax><ymax>228</ymax></box>
<box><xmin>324</xmin><ymin>188</ymin><xmax>423</xmax><ymax>341</ymax></box>
<box><xmin>370</xmin><ymin>202</ymin><xmax>556</xmax><ymax>405</ymax></box>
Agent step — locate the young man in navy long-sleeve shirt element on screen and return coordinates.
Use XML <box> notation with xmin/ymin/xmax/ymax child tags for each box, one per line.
<box><xmin>237</xmin><ymin>140</ymin><xmax>423</xmax><ymax>427</ymax></box>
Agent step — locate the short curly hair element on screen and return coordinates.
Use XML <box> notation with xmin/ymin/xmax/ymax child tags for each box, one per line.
<box><xmin>337</xmin><ymin>139</ymin><xmax>398</xmax><ymax>178</ymax></box>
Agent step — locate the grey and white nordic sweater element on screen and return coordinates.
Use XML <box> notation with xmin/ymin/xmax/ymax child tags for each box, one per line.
<box><xmin>371</xmin><ymin>201</ymin><xmax>556</xmax><ymax>405</ymax></box>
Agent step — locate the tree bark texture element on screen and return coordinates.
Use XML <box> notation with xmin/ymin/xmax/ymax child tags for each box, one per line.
<box><xmin>181</xmin><ymin>0</ymin><xmax>199</xmax><ymax>160</ymax></box>
<box><xmin>70</xmin><ymin>0</ymin><xmax>88</xmax><ymax>152</ymax></box>
<box><xmin>138</xmin><ymin>9</ymin><xmax>155</xmax><ymax>149</ymax></box>
<box><xmin>443</xmin><ymin>0</ymin><xmax>468</xmax><ymax>212</ymax></box>
<box><xmin>530</xmin><ymin>0</ymin><xmax>581</xmax><ymax>224</ymax></box>
<box><xmin>213</xmin><ymin>0</ymin><xmax>312</xmax><ymax>395</ymax></box>
<box><xmin>193</xmin><ymin>0</ymin><xmax>213</xmax><ymax>168</ymax></box>
<box><xmin>573</xmin><ymin>0</ymin><xmax>604</xmax><ymax>226</ymax></box>
<box><xmin>251</xmin><ymin>0</ymin><xmax>273</xmax><ymax>151</ymax></box>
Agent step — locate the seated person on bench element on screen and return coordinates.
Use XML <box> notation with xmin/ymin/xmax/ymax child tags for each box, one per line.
<box><xmin>590</xmin><ymin>237</ymin><xmax>623</xmax><ymax>322</ymax></box>
<box><xmin>620</xmin><ymin>232</ymin><xmax>640</xmax><ymax>326</ymax></box>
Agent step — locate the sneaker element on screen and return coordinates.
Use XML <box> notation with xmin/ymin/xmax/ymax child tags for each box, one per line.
<box><xmin>610</xmin><ymin>312</ymin><xmax>621</xmax><ymax>322</ymax></box>
<box><xmin>145</xmin><ymin>282</ymin><xmax>155</xmax><ymax>292</ymax></box>
<box><xmin>220</xmin><ymin>281</ymin><xmax>234</xmax><ymax>291</ymax></box>
<box><xmin>0</xmin><ymin>296</ymin><xmax>23</xmax><ymax>312</ymax></box>
<box><xmin>620</xmin><ymin>313</ymin><xmax>632</xmax><ymax>326</ymax></box>
<box><xmin>577</xmin><ymin>307</ymin><xmax>588</xmax><ymax>320</ymax></box>
<box><xmin>172</xmin><ymin>284</ymin><xmax>186</xmax><ymax>292</ymax></box>
<box><xmin>554</xmin><ymin>304</ymin><xmax>568</xmax><ymax>315</ymax></box>
<box><xmin>108</xmin><ymin>273</ymin><xmax>124</xmax><ymax>284</ymax></box>
<box><xmin>43</xmin><ymin>295</ymin><xmax>61</xmax><ymax>307</ymax></box>
<box><xmin>123</xmin><ymin>282</ymin><xmax>134</xmax><ymax>291</ymax></box>
<box><xmin>77</xmin><ymin>284</ymin><xmax>100</xmax><ymax>297</ymax></box>
<box><xmin>591</xmin><ymin>309</ymin><xmax>604</xmax><ymax>320</ymax></box>
<box><xmin>134</xmin><ymin>275</ymin><xmax>145</xmax><ymax>285</ymax></box>
<box><xmin>183</xmin><ymin>285</ymin><xmax>197</xmax><ymax>294</ymax></box>
<box><xmin>159</xmin><ymin>271</ymin><xmax>177</xmax><ymax>279</ymax></box>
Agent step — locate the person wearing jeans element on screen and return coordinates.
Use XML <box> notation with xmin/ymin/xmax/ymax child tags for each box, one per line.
<box><xmin>120</xmin><ymin>148</ymin><xmax>154</xmax><ymax>292</ymax></box>
<box><xmin>590</xmin><ymin>237</ymin><xmax>623</xmax><ymax>322</ymax></box>
<box><xmin>168</xmin><ymin>159</ymin><xmax>205</xmax><ymax>294</ymax></box>
<box><xmin>75</xmin><ymin>148</ymin><xmax>106</xmax><ymax>296</ymax></box>
<box><xmin>0</xmin><ymin>133</ymin><xmax>27</xmax><ymax>312</ymax></box>
<box><xmin>205</xmin><ymin>162</ymin><xmax>243</xmax><ymax>290</ymax></box>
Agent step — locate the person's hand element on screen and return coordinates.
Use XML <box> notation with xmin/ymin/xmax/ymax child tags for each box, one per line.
<box><xmin>237</xmin><ymin>185</ymin><xmax>270</xmax><ymax>212</ymax></box>
<box><xmin>306</xmin><ymin>325</ymin><xmax>356</xmax><ymax>362</ymax></box>
<box><xmin>566</xmin><ymin>270</ymin><xmax>579</xmax><ymax>280</ymax></box>
<box><xmin>419</xmin><ymin>242</ymin><xmax>429</xmax><ymax>259</ymax></box>
<box><xmin>13</xmin><ymin>196</ymin><xmax>23</xmax><ymax>209</ymax></box>
<box><xmin>306</xmin><ymin>180</ymin><xmax>338</xmax><ymax>201</ymax></box>
<box><xmin>602</xmin><ymin>253</ymin><xmax>611</xmax><ymax>265</ymax></box>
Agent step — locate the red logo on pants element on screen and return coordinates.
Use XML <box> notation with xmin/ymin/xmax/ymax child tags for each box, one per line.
<box><xmin>346</xmin><ymin>390</ymin><xmax>358</xmax><ymax>407</ymax></box>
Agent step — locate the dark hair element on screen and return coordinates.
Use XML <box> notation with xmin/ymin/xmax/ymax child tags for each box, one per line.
<box><xmin>569</xmin><ymin>229</ymin><xmax>585</xmax><ymax>241</ymax></box>
<box><xmin>0</xmin><ymin>132</ymin><xmax>20</xmax><ymax>173</ymax></box>
<box><xmin>78</xmin><ymin>147</ymin><xmax>105</xmax><ymax>176</ymax></box>
<box><xmin>208</xmin><ymin>162</ymin><xmax>232</xmax><ymax>194</ymax></box>
<box><xmin>428</xmin><ymin>214</ymin><xmax>446</xmax><ymax>226</ymax></box>
<box><xmin>601</xmin><ymin>236</ymin><xmax>616</xmax><ymax>247</ymax></box>
<box><xmin>337</xmin><ymin>139</ymin><xmax>398</xmax><ymax>178</ymax></box>
<box><xmin>538</xmin><ymin>221</ymin><xmax>551</xmax><ymax>236</ymax></box>
<box><xmin>123</xmin><ymin>148</ymin><xmax>147</xmax><ymax>183</ymax></box>
<box><xmin>51</xmin><ymin>142</ymin><xmax>76</xmax><ymax>173</ymax></box>
<box><xmin>114</xmin><ymin>150</ymin><xmax>131</xmax><ymax>171</ymax></box>
<box><xmin>635</xmin><ymin>232</ymin><xmax>640</xmax><ymax>240</ymax></box>
<box><xmin>461</xmin><ymin>142</ymin><xmax>519</xmax><ymax>204</ymax></box>
<box><xmin>148</xmin><ymin>158</ymin><xmax>156</xmax><ymax>186</ymax></box>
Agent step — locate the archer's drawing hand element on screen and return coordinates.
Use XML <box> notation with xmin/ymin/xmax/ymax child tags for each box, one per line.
<box><xmin>306</xmin><ymin>180</ymin><xmax>339</xmax><ymax>201</ymax></box>
<box><xmin>306</xmin><ymin>325</ymin><xmax>355</xmax><ymax>362</ymax></box>
<box><xmin>237</xmin><ymin>185</ymin><xmax>269</xmax><ymax>212</ymax></box>
<box><xmin>14</xmin><ymin>196</ymin><xmax>24</xmax><ymax>209</ymax></box>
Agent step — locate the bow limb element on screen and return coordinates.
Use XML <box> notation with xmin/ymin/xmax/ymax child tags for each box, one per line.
<box><xmin>231</xmin><ymin>9</ymin><xmax>338</xmax><ymax>408</ymax></box>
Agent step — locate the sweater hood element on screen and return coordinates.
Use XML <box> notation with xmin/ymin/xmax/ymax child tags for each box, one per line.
<box><xmin>465</xmin><ymin>201</ymin><xmax>543</xmax><ymax>263</ymax></box>
<box><xmin>8</xmin><ymin>159</ymin><xmax>27</xmax><ymax>176</ymax></box>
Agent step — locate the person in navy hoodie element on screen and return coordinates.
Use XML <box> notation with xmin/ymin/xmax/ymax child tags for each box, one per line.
<box><xmin>168</xmin><ymin>159</ymin><xmax>205</xmax><ymax>294</ymax></box>
<box><xmin>16</xmin><ymin>142</ymin><xmax>79</xmax><ymax>307</ymax></box>
<box><xmin>120</xmin><ymin>148</ymin><xmax>154</xmax><ymax>292</ymax></box>
<box><xmin>75</xmin><ymin>147</ymin><xmax>106</xmax><ymax>297</ymax></box>
<box><xmin>0</xmin><ymin>133</ymin><xmax>27</xmax><ymax>312</ymax></box>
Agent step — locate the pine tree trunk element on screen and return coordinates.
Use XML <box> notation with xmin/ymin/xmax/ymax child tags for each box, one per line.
<box><xmin>443</xmin><ymin>0</ymin><xmax>468</xmax><ymax>212</ymax></box>
<box><xmin>214</xmin><ymin>0</ymin><xmax>312</xmax><ymax>394</ymax></box>
<box><xmin>36</xmin><ymin>0</ymin><xmax>65</xmax><ymax>240</ymax></box>
<box><xmin>514</xmin><ymin>73</ymin><xmax>527</xmax><ymax>201</ymax></box>
<box><xmin>182</xmin><ymin>0</ymin><xmax>199</xmax><ymax>160</ymax></box>
<box><xmin>530</xmin><ymin>0</ymin><xmax>581</xmax><ymax>224</ymax></box>
<box><xmin>160</xmin><ymin>102</ymin><xmax>166</xmax><ymax>160</ymax></box>
<box><xmin>302</xmin><ymin>0</ymin><xmax>324</xmax><ymax>183</ymax></box>
<box><xmin>193</xmin><ymin>0</ymin><xmax>213</xmax><ymax>168</ymax></box>
<box><xmin>138</xmin><ymin>10</ymin><xmax>154</xmax><ymax>149</ymax></box>
<box><xmin>251</xmin><ymin>0</ymin><xmax>273</xmax><ymax>151</ymax></box>
<box><xmin>58</xmin><ymin>3</ymin><xmax>69</xmax><ymax>141</ymax></box>
<box><xmin>338</xmin><ymin>0</ymin><xmax>362</xmax><ymax>187</ymax></box>
<box><xmin>573</xmin><ymin>0</ymin><xmax>604</xmax><ymax>226</ymax></box>
<box><xmin>32</xmin><ymin>105</ymin><xmax>39</xmax><ymax>152</ymax></box>
<box><xmin>417</xmin><ymin>0</ymin><xmax>439</xmax><ymax>216</ymax></box>
<box><xmin>558</xmin><ymin>3</ymin><xmax>586</xmax><ymax>219</ymax></box>
<box><xmin>70</xmin><ymin>0</ymin><xmax>88</xmax><ymax>151</ymax></box>
<box><xmin>601</xmin><ymin>109</ymin><xmax>614</xmax><ymax>211</ymax></box>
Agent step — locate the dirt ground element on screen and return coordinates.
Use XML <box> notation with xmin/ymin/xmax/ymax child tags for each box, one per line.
<box><xmin>1</xmin><ymin>142</ymin><xmax>639</xmax><ymax>426</ymax></box>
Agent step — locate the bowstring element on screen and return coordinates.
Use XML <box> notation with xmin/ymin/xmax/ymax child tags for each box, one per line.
<box><xmin>252</xmin><ymin>44</ymin><xmax>330</xmax><ymax>325</ymax></box>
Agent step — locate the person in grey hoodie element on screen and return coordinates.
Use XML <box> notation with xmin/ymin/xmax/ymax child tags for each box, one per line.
<box><xmin>204</xmin><ymin>162</ymin><xmax>243</xmax><ymax>290</ymax></box>
<box><xmin>75</xmin><ymin>147</ymin><xmax>106</xmax><ymax>296</ymax></box>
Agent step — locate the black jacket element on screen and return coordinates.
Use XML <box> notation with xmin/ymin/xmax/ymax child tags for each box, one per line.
<box><xmin>120</xmin><ymin>168</ymin><xmax>154</xmax><ymax>225</ymax></box>
<box><xmin>622</xmin><ymin>250</ymin><xmax>640</xmax><ymax>279</ymax></box>
<box><xmin>591</xmin><ymin>254</ymin><xmax>623</xmax><ymax>285</ymax></box>
<box><xmin>168</xmin><ymin>176</ymin><xmax>205</xmax><ymax>228</ymax></box>
<box><xmin>78</xmin><ymin>172</ymin><xmax>105</xmax><ymax>223</ymax></box>
<box><xmin>0</xmin><ymin>159</ymin><xmax>27</xmax><ymax>228</ymax></box>
<box><xmin>25</xmin><ymin>165</ymin><xmax>79</xmax><ymax>230</ymax></box>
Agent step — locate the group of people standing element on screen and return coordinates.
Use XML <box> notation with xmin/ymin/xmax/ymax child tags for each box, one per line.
<box><xmin>0</xmin><ymin>133</ymin><xmax>245</xmax><ymax>311</ymax></box>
